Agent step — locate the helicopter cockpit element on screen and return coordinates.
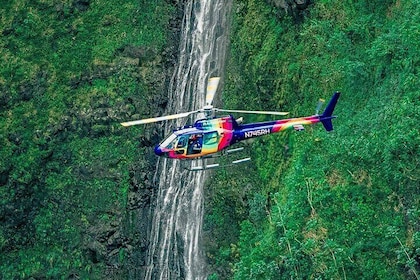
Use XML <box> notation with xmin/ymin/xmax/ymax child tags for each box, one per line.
<box><xmin>155</xmin><ymin>129</ymin><xmax>220</xmax><ymax>157</ymax></box>
<box><xmin>155</xmin><ymin>131</ymin><xmax>204</xmax><ymax>156</ymax></box>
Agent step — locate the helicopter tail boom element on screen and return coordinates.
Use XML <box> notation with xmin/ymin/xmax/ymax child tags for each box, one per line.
<box><xmin>319</xmin><ymin>92</ymin><xmax>340</xmax><ymax>131</ymax></box>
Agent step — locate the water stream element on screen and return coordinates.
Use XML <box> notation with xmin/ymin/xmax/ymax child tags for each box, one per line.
<box><xmin>144</xmin><ymin>0</ymin><xmax>232</xmax><ymax>279</ymax></box>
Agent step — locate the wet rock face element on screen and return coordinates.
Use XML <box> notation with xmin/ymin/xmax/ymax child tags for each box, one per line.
<box><xmin>268</xmin><ymin>0</ymin><xmax>313</xmax><ymax>19</ymax></box>
<box><xmin>82</xmin><ymin>155</ymin><xmax>157</xmax><ymax>278</ymax></box>
<box><xmin>81</xmin><ymin>0</ymin><xmax>188</xmax><ymax>276</ymax></box>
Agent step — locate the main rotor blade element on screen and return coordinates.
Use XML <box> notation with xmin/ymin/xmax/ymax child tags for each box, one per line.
<box><xmin>205</xmin><ymin>77</ymin><xmax>220</xmax><ymax>106</ymax></box>
<box><xmin>214</xmin><ymin>108</ymin><xmax>289</xmax><ymax>116</ymax></box>
<box><xmin>121</xmin><ymin>111</ymin><xmax>198</xmax><ymax>126</ymax></box>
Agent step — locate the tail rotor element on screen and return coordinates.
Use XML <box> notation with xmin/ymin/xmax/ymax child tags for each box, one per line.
<box><xmin>315</xmin><ymin>98</ymin><xmax>325</xmax><ymax>115</ymax></box>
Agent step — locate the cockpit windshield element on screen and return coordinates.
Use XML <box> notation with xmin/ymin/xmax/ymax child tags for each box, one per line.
<box><xmin>159</xmin><ymin>133</ymin><xmax>177</xmax><ymax>149</ymax></box>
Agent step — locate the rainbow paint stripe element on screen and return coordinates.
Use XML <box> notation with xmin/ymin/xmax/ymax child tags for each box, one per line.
<box><xmin>234</xmin><ymin>115</ymin><xmax>321</xmax><ymax>142</ymax></box>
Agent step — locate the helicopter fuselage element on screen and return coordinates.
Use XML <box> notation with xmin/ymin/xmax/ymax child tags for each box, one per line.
<box><xmin>153</xmin><ymin>91</ymin><xmax>340</xmax><ymax>159</ymax></box>
<box><xmin>154</xmin><ymin>114</ymin><xmax>325</xmax><ymax>159</ymax></box>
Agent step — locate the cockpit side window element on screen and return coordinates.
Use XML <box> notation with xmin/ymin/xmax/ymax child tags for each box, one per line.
<box><xmin>203</xmin><ymin>131</ymin><xmax>219</xmax><ymax>145</ymax></box>
<box><xmin>176</xmin><ymin>136</ymin><xmax>188</xmax><ymax>148</ymax></box>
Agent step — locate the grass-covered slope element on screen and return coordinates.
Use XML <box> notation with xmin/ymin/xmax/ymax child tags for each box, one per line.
<box><xmin>205</xmin><ymin>0</ymin><xmax>419</xmax><ymax>279</ymax></box>
<box><xmin>1</xmin><ymin>0</ymin><xmax>179</xmax><ymax>278</ymax></box>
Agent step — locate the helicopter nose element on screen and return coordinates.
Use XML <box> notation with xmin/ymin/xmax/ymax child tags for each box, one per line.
<box><xmin>154</xmin><ymin>145</ymin><xmax>165</xmax><ymax>156</ymax></box>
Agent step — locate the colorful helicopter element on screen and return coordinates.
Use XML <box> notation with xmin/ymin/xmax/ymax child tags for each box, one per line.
<box><xmin>121</xmin><ymin>77</ymin><xmax>340</xmax><ymax>170</ymax></box>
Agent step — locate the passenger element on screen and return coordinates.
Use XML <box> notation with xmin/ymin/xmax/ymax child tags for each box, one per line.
<box><xmin>187</xmin><ymin>134</ymin><xmax>202</xmax><ymax>154</ymax></box>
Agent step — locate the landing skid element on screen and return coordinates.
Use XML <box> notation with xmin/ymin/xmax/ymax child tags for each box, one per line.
<box><xmin>186</xmin><ymin>147</ymin><xmax>250</xmax><ymax>171</ymax></box>
<box><xmin>186</xmin><ymin>157</ymin><xmax>251</xmax><ymax>171</ymax></box>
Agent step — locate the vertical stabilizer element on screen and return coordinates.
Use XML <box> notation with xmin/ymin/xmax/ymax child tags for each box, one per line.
<box><xmin>320</xmin><ymin>92</ymin><xmax>340</xmax><ymax>131</ymax></box>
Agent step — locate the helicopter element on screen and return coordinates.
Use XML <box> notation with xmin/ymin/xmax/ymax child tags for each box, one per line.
<box><xmin>121</xmin><ymin>77</ymin><xmax>340</xmax><ymax>170</ymax></box>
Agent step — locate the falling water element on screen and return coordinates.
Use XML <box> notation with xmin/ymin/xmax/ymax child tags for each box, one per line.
<box><xmin>144</xmin><ymin>0</ymin><xmax>232</xmax><ymax>279</ymax></box>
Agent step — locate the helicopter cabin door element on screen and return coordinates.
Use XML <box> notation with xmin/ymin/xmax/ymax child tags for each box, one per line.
<box><xmin>201</xmin><ymin>131</ymin><xmax>220</xmax><ymax>154</ymax></box>
<box><xmin>186</xmin><ymin>133</ymin><xmax>203</xmax><ymax>155</ymax></box>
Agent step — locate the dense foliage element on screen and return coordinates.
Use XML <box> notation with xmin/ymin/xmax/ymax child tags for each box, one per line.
<box><xmin>1</xmin><ymin>0</ymin><xmax>178</xmax><ymax>278</ymax></box>
<box><xmin>2</xmin><ymin>0</ymin><xmax>419</xmax><ymax>279</ymax></box>
<box><xmin>205</xmin><ymin>0</ymin><xmax>419</xmax><ymax>279</ymax></box>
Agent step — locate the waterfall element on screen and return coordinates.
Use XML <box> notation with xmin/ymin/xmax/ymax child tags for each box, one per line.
<box><xmin>144</xmin><ymin>0</ymin><xmax>232</xmax><ymax>279</ymax></box>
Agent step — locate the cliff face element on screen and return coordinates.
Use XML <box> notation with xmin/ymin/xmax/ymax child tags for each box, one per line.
<box><xmin>0</xmin><ymin>0</ymin><xmax>185</xmax><ymax>278</ymax></box>
<box><xmin>91</xmin><ymin>4</ymin><xmax>187</xmax><ymax>278</ymax></box>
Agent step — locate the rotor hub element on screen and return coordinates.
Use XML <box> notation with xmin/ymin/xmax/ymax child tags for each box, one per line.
<box><xmin>203</xmin><ymin>105</ymin><xmax>214</xmax><ymax>119</ymax></box>
<box><xmin>203</xmin><ymin>104</ymin><xmax>213</xmax><ymax>110</ymax></box>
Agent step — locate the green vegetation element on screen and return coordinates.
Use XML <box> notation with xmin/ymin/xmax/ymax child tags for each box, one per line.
<box><xmin>205</xmin><ymin>0</ymin><xmax>419</xmax><ymax>279</ymax></box>
<box><xmin>1</xmin><ymin>0</ymin><xmax>178</xmax><ymax>278</ymax></box>
<box><xmin>2</xmin><ymin>0</ymin><xmax>419</xmax><ymax>279</ymax></box>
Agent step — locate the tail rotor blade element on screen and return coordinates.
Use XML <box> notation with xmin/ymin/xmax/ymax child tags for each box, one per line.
<box><xmin>214</xmin><ymin>108</ymin><xmax>289</xmax><ymax>116</ymax></box>
<box><xmin>205</xmin><ymin>77</ymin><xmax>220</xmax><ymax>106</ymax></box>
<box><xmin>121</xmin><ymin>111</ymin><xmax>198</xmax><ymax>126</ymax></box>
<box><xmin>315</xmin><ymin>98</ymin><xmax>325</xmax><ymax>115</ymax></box>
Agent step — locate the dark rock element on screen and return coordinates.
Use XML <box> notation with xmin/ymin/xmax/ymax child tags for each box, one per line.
<box><xmin>67</xmin><ymin>272</ymin><xmax>80</xmax><ymax>279</ymax></box>
<box><xmin>0</xmin><ymin>168</ymin><xmax>10</xmax><ymax>186</ymax></box>
<box><xmin>19</xmin><ymin>83</ymin><xmax>33</xmax><ymax>101</ymax></box>
<box><xmin>119</xmin><ymin>45</ymin><xmax>149</xmax><ymax>59</ymax></box>
<box><xmin>268</xmin><ymin>0</ymin><xmax>313</xmax><ymax>20</ymax></box>
<box><xmin>90</xmin><ymin>124</ymin><xmax>109</xmax><ymax>137</ymax></box>
<box><xmin>73</xmin><ymin>0</ymin><xmax>90</xmax><ymax>12</ymax></box>
<box><xmin>78</xmin><ymin>165</ymin><xmax>91</xmax><ymax>176</ymax></box>
<box><xmin>87</xmin><ymin>241</ymin><xmax>107</xmax><ymax>263</ymax></box>
<box><xmin>2</xmin><ymin>28</ymin><xmax>13</xmax><ymax>36</ymax></box>
<box><xmin>8</xmin><ymin>133</ymin><xmax>22</xmax><ymax>145</ymax></box>
<box><xmin>0</xmin><ymin>88</ymin><xmax>11</xmax><ymax>107</ymax></box>
<box><xmin>107</xmin><ymin>231</ymin><xmax>123</xmax><ymax>248</ymax></box>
